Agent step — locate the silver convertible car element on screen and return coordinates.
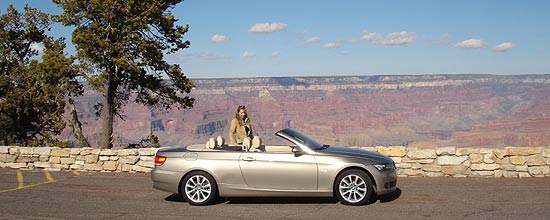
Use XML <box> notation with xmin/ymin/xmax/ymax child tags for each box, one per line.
<box><xmin>151</xmin><ymin>128</ymin><xmax>397</xmax><ymax>206</ymax></box>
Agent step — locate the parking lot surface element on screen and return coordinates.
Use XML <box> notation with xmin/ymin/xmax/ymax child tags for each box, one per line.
<box><xmin>1</xmin><ymin>168</ymin><xmax>549</xmax><ymax>220</ymax></box>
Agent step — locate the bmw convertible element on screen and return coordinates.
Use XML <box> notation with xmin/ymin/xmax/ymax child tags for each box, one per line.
<box><xmin>151</xmin><ymin>128</ymin><xmax>397</xmax><ymax>206</ymax></box>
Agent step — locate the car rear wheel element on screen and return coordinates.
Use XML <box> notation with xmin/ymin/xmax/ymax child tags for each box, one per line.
<box><xmin>181</xmin><ymin>171</ymin><xmax>218</xmax><ymax>206</ymax></box>
<box><xmin>335</xmin><ymin>169</ymin><xmax>373</xmax><ymax>206</ymax></box>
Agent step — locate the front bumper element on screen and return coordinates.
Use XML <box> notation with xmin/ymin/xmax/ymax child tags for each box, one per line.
<box><xmin>374</xmin><ymin>169</ymin><xmax>397</xmax><ymax>195</ymax></box>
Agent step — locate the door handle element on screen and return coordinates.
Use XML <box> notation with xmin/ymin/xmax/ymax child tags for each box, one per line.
<box><xmin>242</xmin><ymin>157</ymin><xmax>256</xmax><ymax>162</ymax></box>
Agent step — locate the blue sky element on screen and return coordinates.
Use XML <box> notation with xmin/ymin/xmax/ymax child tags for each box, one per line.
<box><xmin>2</xmin><ymin>0</ymin><xmax>550</xmax><ymax>78</ymax></box>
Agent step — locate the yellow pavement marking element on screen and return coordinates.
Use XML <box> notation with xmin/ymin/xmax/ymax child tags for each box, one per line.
<box><xmin>44</xmin><ymin>171</ymin><xmax>55</xmax><ymax>183</ymax></box>
<box><xmin>0</xmin><ymin>170</ymin><xmax>58</xmax><ymax>193</ymax></box>
<box><xmin>0</xmin><ymin>181</ymin><xmax>56</xmax><ymax>193</ymax></box>
<box><xmin>17</xmin><ymin>170</ymin><xmax>24</xmax><ymax>189</ymax></box>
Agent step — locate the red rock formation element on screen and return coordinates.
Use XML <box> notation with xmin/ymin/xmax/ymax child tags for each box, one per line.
<box><xmin>59</xmin><ymin>74</ymin><xmax>550</xmax><ymax>148</ymax></box>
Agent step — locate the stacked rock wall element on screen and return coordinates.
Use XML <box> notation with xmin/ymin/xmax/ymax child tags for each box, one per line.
<box><xmin>369</xmin><ymin>146</ymin><xmax>550</xmax><ymax>177</ymax></box>
<box><xmin>0</xmin><ymin>146</ymin><xmax>157</xmax><ymax>172</ymax></box>
<box><xmin>1</xmin><ymin>146</ymin><xmax>549</xmax><ymax>177</ymax></box>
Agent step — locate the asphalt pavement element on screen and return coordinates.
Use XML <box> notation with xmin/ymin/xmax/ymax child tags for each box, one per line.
<box><xmin>1</xmin><ymin>168</ymin><xmax>549</xmax><ymax>220</ymax></box>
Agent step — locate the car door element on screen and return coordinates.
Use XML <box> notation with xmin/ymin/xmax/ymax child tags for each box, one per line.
<box><xmin>238</xmin><ymin>149</ymin><xmax>317</xmax><ymax>190</ymax></box>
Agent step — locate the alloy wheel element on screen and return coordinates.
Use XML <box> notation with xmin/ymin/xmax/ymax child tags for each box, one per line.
<box><xmin>338</xmin><ymin>174</ymin><xmax>367</xmax><ymax>203</ymax></box>
<box><xmin>184</xmin><ymin>174</ymin><xmax>212</xmax><ymax>203</ymax></box>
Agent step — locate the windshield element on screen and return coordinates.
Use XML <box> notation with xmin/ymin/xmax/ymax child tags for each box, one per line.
<box><xmin>279</xmin><ymin>128</ymin><xmax>324</xmax><ymax>150</ymax></box>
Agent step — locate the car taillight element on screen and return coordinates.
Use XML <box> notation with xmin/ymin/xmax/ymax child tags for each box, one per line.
<box><xmin>155</xmin><ymin>155</ymin><xmax>167</xmax><ymax>166</ymax></box>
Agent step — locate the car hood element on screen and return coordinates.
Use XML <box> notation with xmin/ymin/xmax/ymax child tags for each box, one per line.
<box><xmin>318</xmin><ymin>146</ymin><xmax>393</xmax><ymax>163</ymax></box>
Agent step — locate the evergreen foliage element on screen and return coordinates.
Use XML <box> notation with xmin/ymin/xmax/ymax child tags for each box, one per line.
<box><xmin>0</xmin><ymin>5</ymin><xmax>81</xmax><ymax>146</ymax></box>
<box><xmin>53</xmin><ymin>0</ymin><xmax>195</xmax><ymax>148</ymax></box>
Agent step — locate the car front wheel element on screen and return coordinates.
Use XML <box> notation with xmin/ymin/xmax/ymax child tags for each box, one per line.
<box><xmin>335</xmin><ymin>169</ymin><xmax>373</xmax><ymax>206</ymax></box>
<box><xmin>181</xmin><ymin>171</ymin><xmax>218</xmax><ymax>206</ymax></box>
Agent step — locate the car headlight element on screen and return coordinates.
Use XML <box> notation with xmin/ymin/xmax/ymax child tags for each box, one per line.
<box><xmin>373</xmin><ymin>163</ymin><xmax>393</xmax><ymax>171</ymax></box>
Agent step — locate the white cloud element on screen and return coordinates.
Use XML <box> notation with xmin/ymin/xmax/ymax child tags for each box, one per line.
<box><xmin>454</xmin><ymin>39</ymin><xmax>487</xmax><ymax>49</ymax></box>
<box><xmin>271</xmin><ymin>51</ymin><xmax>280</xmax><ymax>57</ymax></box>
<box><xmin>322</xmin><ymin>42</ymin><xmax>341</xmax><ymax>49</ymax></box>
<box><xmin>360</xmin><ymin>30</ymin><xmax>416</xmax><ymax>46</ymax></box>
<box><xmin>166</xmin><ymin>53</ymin><xmax>193</xmax><ymax>63</ymax></box>
<box><xmin>30</xmin><ymin>43</ymin><xmax>44</xmax><ymax>54</ymax></box>
<box><xmin>336</xmin><ymin>38</ymin><xmax>360</xmax><ymax>44</ymax></box>
<box><xmin>249</xmin><ymin>22</ymin><xmax>287</xmax><ymax>33</ymax></box>
<box><xmin>168</xmin><ymin>52</ymin><xmax>232</xmax><ymax>62</ymax></box>
<box><xmin>196</xmin><ymin>52</ymin><xmax>231</xmax><ymax>60</ymax></box>
<box><xmin>305</xmin><ymin>36</ymin><xmax>321</xmax><ymax>44</ymax></box>
<box><xmin>429</xmin><ymin>34</ymin><xmax>453</xmax><ymax>47</ymax></box>
<box><xmin>211</xmin><ymin>34</ymin><xmax>230</xmax><ymax>43</ymax></box>
<box><xmin>492</xmin><ymin>42</ymin><xmax>515</xmax><ymax>52</ymax></box>
<box><xmin>242</xmin><ymin>51</ymin><xmax>256</xmax><ymax>58</ymax></box>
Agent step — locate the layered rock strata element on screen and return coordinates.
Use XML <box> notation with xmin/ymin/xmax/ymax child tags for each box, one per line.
<box><xmin>2</xmin><ymin>145</ymin><xmax>549</xmax><ymax>177</ymax></box>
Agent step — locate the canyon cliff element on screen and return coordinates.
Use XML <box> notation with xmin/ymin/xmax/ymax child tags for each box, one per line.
<box><xmin>60</xmin><ymin>74</ymin><xmax>550</xmax><ymax>148</ymax></box>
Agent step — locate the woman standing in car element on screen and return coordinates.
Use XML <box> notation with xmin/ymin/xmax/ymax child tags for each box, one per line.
<box><xmin>229</xmin><ymin>105</ymin><xmax>253</xmax><ymax>145</ymax></box>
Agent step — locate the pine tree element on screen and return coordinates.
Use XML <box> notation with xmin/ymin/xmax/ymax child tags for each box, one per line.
<box><xmin>54</xmin><ymin>0</ymin><xmax>195</xmax><ymax>149</ymax></box>
<box><xmin>0</xmin><ymin>5</ymin><xmax>81</xmax><ymax>146</ymax></box>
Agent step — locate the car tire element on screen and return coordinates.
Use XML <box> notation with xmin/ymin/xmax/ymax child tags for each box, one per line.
<box><xmin>334</xmin><ymin>169</ymin><xmax>373</xmax><ymax>206</ymax></box>
<box><xmin>181</xmin><ymin>171</ymin><xmax>218</xmax><ymax>206</ymax></box>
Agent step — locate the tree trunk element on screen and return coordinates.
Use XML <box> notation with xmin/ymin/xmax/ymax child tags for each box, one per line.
<box><xmin>69</xmin><ymin>97</ymin><xmax>90</xmax><ymax>148</ymax></box>
<box><xmin>100</xmin><ymin>70</ymin><xmax>118</xmax><ymax>149</ymax></box>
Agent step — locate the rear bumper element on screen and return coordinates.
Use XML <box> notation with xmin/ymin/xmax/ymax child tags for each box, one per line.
<box><xmin>151</xmin><ymin>168</ymin><xmax>184</xmax><ymax>194</ymax></box>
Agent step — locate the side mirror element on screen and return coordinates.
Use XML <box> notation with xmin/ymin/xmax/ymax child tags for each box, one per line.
<box><xmin>292</xmin><ymin>146</ymin><xmax>305</xmax><ymax>156</ymax></box>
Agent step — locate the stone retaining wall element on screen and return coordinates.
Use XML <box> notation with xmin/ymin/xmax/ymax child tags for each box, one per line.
<box><xmin>0</xmin><ymin>146</ymin><xmax>157</xmax><ymax>173</ymax></box>
<box><xmin>1</xmin><ymin>146</ymin><xmax>549</xmax><ymax>177</ymax></box>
